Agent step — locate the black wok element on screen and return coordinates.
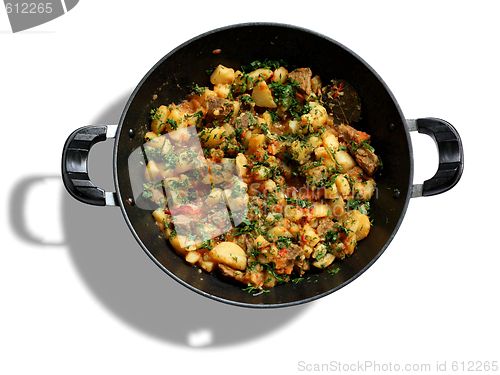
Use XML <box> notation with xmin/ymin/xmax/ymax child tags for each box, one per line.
<box><xmin>62</xmin><ymin>23</ymin><xmax>463</xmax><ymax>307</ymax></box>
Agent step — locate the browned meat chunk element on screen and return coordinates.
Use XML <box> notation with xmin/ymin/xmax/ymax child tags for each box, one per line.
<box><xmin>238</xmin><ymin>94</ymin><xmax>255</xmax><ymax>112</ymax></box>
<box><xmin>288</xmin><ymin>68</ymin><xmax>312</xmax><ymax>94</ymax></box>
<box><xmin>205</xmin><ymin>97</ymin><xmax>234</xmax><ymax>120</ymax></box>
<box><xmin>235</xmin><ymin>112</ymin><xmax>256</xmax><ymax>129</ymax></box>
<box><xmin>273</xmin><ymin>244</ymin><xmax>302</xmax><ymax>274</ymax></box>
<box><xmin>286</xmin><ymin>244</ymin><xmax>302</xmax><ymax>260</ymax></box>
<box><xmin>337</xmin><ymin>124</ymin><xmax>380</xmax><ymax>176</ymax></box>
<box><xmin>346</xmin><ymin>166</ymin><xmax>365</xmax><ymax>181</ymax></box>
<box><xmin>354</xmin><ymin>148</ymin><xmax>380</xmax><ymax>176</ymax></box>
<box><xmin>322</xmin><ymin>80</ymin><xmax>361</xmax><ymax>123</ymax></box>
<box><xmin>311</xmin><ymin>75</ymin><xmax>322</xmax><ymax>96</ymax></box>
<box><xmin>337</xmin><ymin>123</ymin><xmax>370</xmax><ymax>144</ymax></box>
<box><xmin>218</xmin><ymin>264</ymin><xmax>246</xmax><ymax>283</ymax></box>
<box><xmin>316</xmin><ymin>218</ymin><xmax>335</xmax><ymax>236</ymax></box>
<box><xmin>219</xmin><ymin>264</ymin><xmax>267</xmax><ymax>288</ymax></box>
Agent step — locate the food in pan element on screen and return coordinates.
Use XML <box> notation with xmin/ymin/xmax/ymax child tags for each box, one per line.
<box><xmin>141</xmin><ymin>60</ymin><xmax>380</xmax><ymax>291</ymax></box>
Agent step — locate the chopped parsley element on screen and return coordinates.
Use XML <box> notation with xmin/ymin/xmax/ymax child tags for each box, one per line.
<box><xmin>150</xmin><ymin>107</ymin><xmax>163</xmax><ymax>121</ymax></box>
<box><xmin>163</xmin><ymin>152</ymin><xmax>178</xmax><ymax>169</ymax></box>
<box><xmin>314</xmin><ymin>245</ymin><xmax>327</xmax><ymax>260</ymax></box>
<box><xmin>199</xmin><ymin>240</ymin><xmax>213</xmax><ymax>250</ymax></box>
<box><xmin>264</xmin><ymin>264</ymin><xmax>287</xmax><ymax>284</ymax></box>
<box><xmin>224</xmin><ymin>109</ymin><xmax>234</xmax><ymax>122</ymax></box>
<box><xmin>301</xmin><ymin>160</ymin><xmax>323</xmax><ymax>171</ymax></box>
<box><xmin>276</xmin><ymin>236</ymin><xmax>293</xmax><ymax>249</ymax></box>
<box><xmin>144</xmin><ymin>145</ymin><xmax>162</xmax><ymax>160</ymax></box>
<box><xmin>239</xmin><ymin>94</ymin><xmax>254</xmax><ymax>104</ymax></box>
<box><xmin>266</xmin><ymin>193</ymin><xmax>278</xmax><ymax>206</ymax></box>
<box><xmin>250</xmin><ymin>247</ymin><xmax>261</xmax><ymax>258</ymax></box>
<box><xmin>346</xmin><ymin>199</ymin><xmax>363</xmax><ymax>211</ymax></box>
<box><xmin>336</xmin><ymin>223</ymin><xmax>351</xmax><ymax>235</ymax></box>
<box><xmin>192</xmin><ymin>84</ymin><xmax>206</xmax><ymax>95</ymax></box>
<box><xmin>141</xmin><ymin>181</ymin><xmax>163</xmax><ymax>200</ymax></box>
<box><xmin>324</xmin><ymin>230</ymin><xmax>339</xmax><ymax>245</ymax></box>
<box><xmin>327</xmin><ymin>266</ymin><xmax>341</xmax><ymax>276</ymax></box>
<box><xmin>242</xmin><ymin>285</ymin><xmax>270</xmax><ymax>294</ymax></box>
<box><xmin>192</xmin><ymin>110</ymin><xmax>203</xmax><ymax>121</ymax></box>
<box><xmin>234</xmin><ymin>218</ymin><xmax>258</xmax><ymax>236</ymax></box>
<box><xmin>361</xmin><ymin>140</ymin><xmax>375</xmax><ymax>152</ymax></box>
<box><xmin>141</xmin><ymin>189</ymin><xmax>153</xmax><ymax>200</ymax></box>
<box><xmin>350</xmin><ymin>140</ymin><xmax>375</xmax><ymax>153</ymax></box>
<box><xmin>269</xmin><ymin>81</ymin><xmax>298</xmax><ymax>109</ymax></box>
<box><xmin>268</xmin><ymin>110</ymin><xmax>279</xmax><ymax>122</ymax></box>
<box><xmin>234</xmin><ymin>127</ymin><xmax>243</xmax><ymax>140</ymax></box>
<box><xmin>166</xmin><ymin>118</ymin><xmax>178</xmax><ymax>130</ymax></box>
<box><xmin>269</xmin><ymin>81</ymin><xmax>311</xmax><ymax>119</ymax></box>
<box><xmin>241</xmin><ymin>59</ymin><xmax>286</xmax><ymax>72</ymax></box>
<box><xmin>347</xmin><ymin>199</ymin><xmax>370</xmax><ymax>214</ymax></box>
<box><xmin>286</xmin><ymin>197</ymin><xmax>312</xmax><ymax>208</ymax></box>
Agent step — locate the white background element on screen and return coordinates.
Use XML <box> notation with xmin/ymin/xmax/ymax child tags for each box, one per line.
<box><xmin>1</xmin><ymin>1</ymin><xmax>498</xmax><ymax>374</ymax></box>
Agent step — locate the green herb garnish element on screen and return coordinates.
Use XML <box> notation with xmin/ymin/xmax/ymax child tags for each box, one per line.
<box><xmin>242</xmin><ymin>285</ymin><xmax>270</xmax><ymax>294</ymax></box>
<box><xmin>192</xmin><ymin>84</ymin><xmax>206</xmax><ymax>95</ymax></box>
<box><xmin>239</xmin><ymin>94</ymin><xmax>254</xmax><ymax>104</ymax></box>
<box><xmin>327</xmin><ymin>267</ymin><xmax>341</xmax><ymax>276</ymax></box>
<box><xmin>324</xmin><ymin>230</ymin><xmax>339</xmax><ymax>245</ymax></box>
<box><xmin>241</xmin><ymin>59</ymin><xmax>285</xmax><ymax>72</ymax></box>
<box><xmin>286</xmin><ymin>197</ymin><xmax>312</xmax><ymax>208</ymax></box>
<box><xmin>150</xmin><ymin>108</ymin><xmax>162</xmax><ymax>121</ymax></box>
<box><xmin>234</xmin><ymin>218</ymin><xmax>258</xmax><ymax>236</ymax></box>
<box><xmin>276</xmin><ymin>236</ymin><xmax>293</xmax><ymax>249</ymax></box>
<box><xmin>361</xmin><ymin>140</ymin><xmax>375</xmax><ymax>152</ymax></box>
<box><xmin>166</xmin><ymin>118</ymin><xmax>178</xmax><ymax>130</ymax></box>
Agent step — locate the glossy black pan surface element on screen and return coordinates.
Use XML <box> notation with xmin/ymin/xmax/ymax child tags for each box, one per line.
<box><xmin>114</xmin><ymin>23</ymin><xmax>412</xmax><ymax>307</ymax></box>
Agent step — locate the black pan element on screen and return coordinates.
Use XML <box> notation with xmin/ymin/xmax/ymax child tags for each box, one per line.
<box><xmin>62</xmin><ymin>23</ymin><xmax>463</xmax><ymax>308</ymax></box>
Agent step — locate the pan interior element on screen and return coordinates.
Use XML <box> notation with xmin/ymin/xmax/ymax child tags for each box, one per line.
<box><xmin>115</xmin><ymin>24</ymin><xmax>412</xmax><ymax>307</ymax></box>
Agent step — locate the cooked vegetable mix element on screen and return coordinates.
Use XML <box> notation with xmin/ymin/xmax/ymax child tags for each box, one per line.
<box><xmin>142</xmin><ymin>61</ymin><xmax>381</xmax><ymax>291</ymax></box>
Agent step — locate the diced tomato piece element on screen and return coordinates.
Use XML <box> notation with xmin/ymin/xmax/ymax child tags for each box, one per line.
<box><xmin>354</xmin><ymin>131</ymin><xmax>370</xmax><ymax>143</ymax></box>
<box><xmin>273</xmin><ymin>205</ymin><xmax>283</xmax><ymax>213</ymax></box>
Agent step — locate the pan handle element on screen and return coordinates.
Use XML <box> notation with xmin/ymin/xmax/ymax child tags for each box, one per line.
<box><xmin>408</xmin><ymin>118</ymin><xmax>464</xmax><ymax>197</ymax></box>
<box><xmin>61</xmin><ymin>125</ymin><xmax>118</xmax><ymax>206</ymax></box>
